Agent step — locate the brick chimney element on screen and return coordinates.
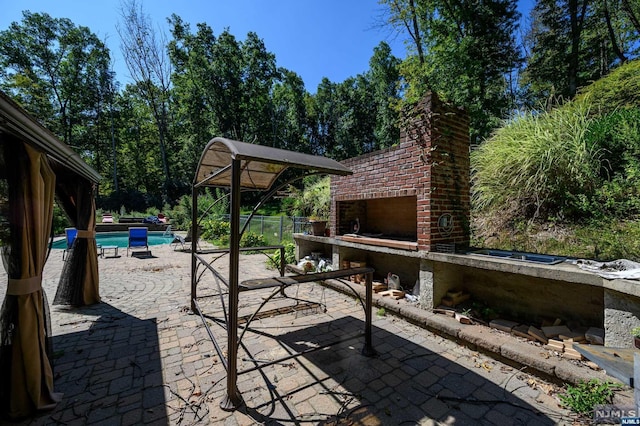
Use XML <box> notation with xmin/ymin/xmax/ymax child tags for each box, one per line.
<box><xmin>331</xmin><ymin>92</ymin><xmax>470</xmax><ymax>252</ymax></box>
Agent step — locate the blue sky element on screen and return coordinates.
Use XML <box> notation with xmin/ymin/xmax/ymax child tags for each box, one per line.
<box><xmin>0</xmin><ymin>0</ymin><xmax>534</xmax><ymax>92</ymax></box>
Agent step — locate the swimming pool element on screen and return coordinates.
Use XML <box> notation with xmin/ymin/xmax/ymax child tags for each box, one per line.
<box><xmin>50</xmin><ymin>231</ymin><xmax>175</xmax><ymax>249</ymax></box>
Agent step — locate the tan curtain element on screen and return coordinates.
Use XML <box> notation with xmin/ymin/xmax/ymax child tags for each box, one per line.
<box><xmin>0</xmin><ymin>140</ymin><xmax>61</xmax><ymax>418</ymax></box>
<box><xmin>52</xmin><ymin>168</ymin><xmax>100</xmax><ymax>306</ymax></box>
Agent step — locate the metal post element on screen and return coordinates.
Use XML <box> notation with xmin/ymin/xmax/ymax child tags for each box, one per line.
<box><xmin>190</xmin><ymin>186</ymin><xmax>198</xmax><ymax>312</ymax></box>
<box><xmin>279</xmin><ymin>216</ymin><xmax>284</xmax><ymax>242</ymax></box>
<box><xmin>362</xmin><ymin>271</ymin><xmax>376</xmax><ymax>357</ymax></box>
<box><xmin>221</xmin><ymin>158</ymin><xmax>243</xmax><ymax>411</ymax></box>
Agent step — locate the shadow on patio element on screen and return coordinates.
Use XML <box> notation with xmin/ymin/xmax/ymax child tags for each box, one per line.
<box><xmin>204</xmin><ymin>313</ymin><xmax>564</xmax><ymax>425</ymax></box>
<box><xmin>32</xmin><ymin>302</ymin><xmax>167</xmax><ymax>425</ymax></box>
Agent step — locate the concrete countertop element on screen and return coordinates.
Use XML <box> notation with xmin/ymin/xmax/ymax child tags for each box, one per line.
<box><xmin>294</xmin><ymin>234</ymin><xmax>640</xmax><ymax>299</ymax></box>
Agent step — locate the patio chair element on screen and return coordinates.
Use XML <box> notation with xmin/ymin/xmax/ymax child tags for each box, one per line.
<box><xmin>127</xmin><ymin>227</ymin><xmax>149</xmax><ymax>256</ymax></box>
<box><xmin>171</xmin><ymin>226</ymin><xmax>201</xmax><ymax>251</ymax></box>
<box><xmin>101</xmin><ymin>213</ymin><xmax>113</xmax><ymax>223</ymax></box>
<box><xmin>62</xmin><ymin>227</ymin><xmax>77</xmax><ymax>261</ymax></box>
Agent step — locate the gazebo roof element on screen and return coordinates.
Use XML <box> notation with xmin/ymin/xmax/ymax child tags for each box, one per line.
<box><xmin>0</xmin><ymin>91</ymin><xmax>101</xmax><ymax>183</ymax></box>
<box><xmin>194</xmin><ymin>137</ymin><xmax>352</xmax><ymax>190</ymax></box>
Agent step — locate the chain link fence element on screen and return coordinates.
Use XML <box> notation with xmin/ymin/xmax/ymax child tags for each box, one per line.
<box><xmin>218</xmin><ymin>215</ymin><xmax>311</xmax><ymax>244</ymax></box>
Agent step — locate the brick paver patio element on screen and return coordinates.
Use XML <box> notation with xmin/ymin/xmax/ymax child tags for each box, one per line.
<box><xmin>0</xmin><ymin>242</ymin><xmax>630</xmax><ymax>425</ymax></box>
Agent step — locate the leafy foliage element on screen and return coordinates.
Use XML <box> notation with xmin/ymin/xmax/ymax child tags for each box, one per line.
<box><xmin>168</xmin><ymin>189</ymin><xmax>229</xmax><ymax>231</ymax></box>
<box><xmin>240</xmin><ymin>232</ymin><xmax>267</xmax><ymax>248</ymax></box>
<box><xmin>521</xmin><ymin>0</ymin><xmax>639</xmax><ymax>105</ymax></box>
<box><xmin>200</xmin><ymin>219</ymin><xmax>230</xmax><ymax>241</ymax></box>
<box><xmin>287</xmin><ymin>176</ymin><xmax>330</xmax><ymax>219</ymax></box>
<box><xmin>471</xmin><ymin>100</ymin><xmax>602</xmax><ymax>220</ymax></box>
<box><xmin>559</xmin><ymin>379</ymin><xmax>619</xmax><ymax>416</ymax></box>
<box><xmin>0</xmin><ymin>11</ymin><xmax>114</xmax><ymax>164</ymax></box>
<box><xmin>575</xmin><ymin>59</ymin><xmax>640</xmax><ymax>113</ymax></box>
<box><xmin>266</xmin><ymin>242</ymin><xmax>296</xmax><ymax>270</ymax></box>
<box><xmin>381</xmin><ymin>0</ymin><xmax>523</xmax><ymax>142</ymax></box>
<box><xmin>472</xmin><ymin>59</ymin><xmax>640</xmax><ymax>236</ymax></box>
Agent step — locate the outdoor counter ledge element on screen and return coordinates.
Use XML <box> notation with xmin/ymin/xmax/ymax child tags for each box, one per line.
<box><xmin>428</xmin><ymin>251</ymin><xmax>640</xmax><ymax>299</ymax></box>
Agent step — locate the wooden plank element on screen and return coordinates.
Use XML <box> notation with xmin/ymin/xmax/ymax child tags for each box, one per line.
<box><xmin>528</xmin><ymin>326</ymin><xmax>548</xmax><ymax>344</ymax></box>
<box><xmin>572</xmin><ymin>344</ymin><xmax>634</xmax><ymax>385</ymax></box>
<box><xmin>563</xmin><ymin>351</ymin><xmax>584</xmax><ymax>360</ymax></box>
<box><xmin>372</xmin><ymin>282</ymin><xmax>387</xmax><ymax>293</ymax></box>
<box><xmin>455</xmin><ymin>312</ymin><xmax>472</xmax><ymax>324</ymax></box>
<box><xmin>433</xmin><ymin>307</ymin><xmax>456</xmax><ymax>317</ymax></box>
<box><xmin>547</xmin><ymin>338</ymin><xmax>565</xmax><ymax>349</ymax></box>
<box><xmin>560</xmin><ymin>331</ymin><xmax>587</xmax><ymax>342</ymax></box>
<box><xmin>379</xmin><ymin>289</ymin><xmax>405</xmax><ymax>299</ymax></box>
<box><xmin>512</xmin><ymin>324</ymin><xmax>535</xmax><ymax>340</ymax></box>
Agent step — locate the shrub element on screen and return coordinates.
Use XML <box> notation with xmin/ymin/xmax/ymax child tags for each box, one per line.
<box><xmin>471</xmin><ymin>100</ymin><xmax>602</xmax><ymax>221</ymax></box>
<box><xmin>52</xmin><ymin>203</ymin><xmax>70</xmax><ymax>235</ymax></box>
<box><xmin>287</xmin><ymin>176</ymin><xmax>330</xmax><ymax>219</ymax></box>
<box><xmin>266</xmin><ymin>243</ymin><xmax>296</xmax><ymax>270</ymax></box>
<box><xmin>240</xmin><ymin>232</ymin><xmax>267</xmax><ymax>248</ymax></box>
<box><xmin>169</xmin><ymin>188</ymin><xmax>229</xmax><ymax>230</ymax></box>
<box><xmin>201</xmin><ymin>219</ymin><xmax>230</xmax><ymax>241</ymax></box>
<box><xmin>559</xmin><ymin>379</ymin><xmax>619</xmax><ymax>417</ymax></box>
<box><xmin>575</xmin><ymin>59</ymin><xmax>640</xmax><ymax>114</ymax></box>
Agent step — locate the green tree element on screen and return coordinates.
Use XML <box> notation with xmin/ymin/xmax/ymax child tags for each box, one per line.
<box><xmin>521</xmin><ymin>0</ymin><xmax>639</xmax><ymax>105</ymax></box>
<box><xmin>113</xmin><ymin>86</ymin><xmax>166</xmax><ymax>205</ymax></box>
<box><xmin>369</xmin><ymin>42</ymin><xmax>401</xmax><ymax>149</ymax></box>
<box><xmin>380</xmin><ymin>0</ymin><xmax>522</xmax><ymax>142</ymax></box>
<box><xmin>271</xmin><ymin>69</ymin><xmax>311</xmax><ymax>152</ymax></box>
<box><xmin>118</xmin><ymin>0</ymin><xmax>173</xmax><ymax>201</ymax></box>
<box><xmin>0</xmin><ymin>11</ymin><xmax>113</xmax><ymax>154</ymax></box>
<box><xmin>168</xmin><ymin>18</ymin><xmax>279</xmax><ymax>146</ymax></box>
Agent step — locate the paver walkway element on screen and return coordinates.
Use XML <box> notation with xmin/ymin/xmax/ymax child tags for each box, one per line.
<box><xmin>0</xmin><ymin>243</ymin><xmax>630</xmax><ymax>425</ymax></box>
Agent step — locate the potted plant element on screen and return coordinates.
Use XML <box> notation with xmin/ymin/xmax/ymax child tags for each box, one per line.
<box><xmin>308</xmin><ymin>216</ymin><xmax>328</xmax><ymax>236</ymax></box>
<box><xmin>631</xmin><ymin>327</ymin><xmax>640</xmax><ymax>349</ymax></box>
<box><xmin>289</xmin><ymin>176</ymin><xmax>331</xmax><ymax>236</ymax></box>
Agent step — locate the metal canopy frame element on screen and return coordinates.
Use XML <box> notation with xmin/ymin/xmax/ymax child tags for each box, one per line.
<box><xmin>190</xmin><ymin>137</ymin><xmax>360</xmax><ymax>410</ymax></box>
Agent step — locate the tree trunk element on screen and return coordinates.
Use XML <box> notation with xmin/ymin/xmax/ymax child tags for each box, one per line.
<box><xmin>603</xmin><ymin>0</ymin><xmax>628</xmax><ymax>63</ymax></box>
<box><xmin>567</xmin><ymin>0</ymin><xmax>588</xmax><ymax>97</ymax></box>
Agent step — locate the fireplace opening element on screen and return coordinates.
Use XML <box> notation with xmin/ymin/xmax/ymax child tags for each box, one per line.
<box><xmin>336</xmin><ymin>196</ymin><xmax>417</xmax><ymax>248</ymax></box>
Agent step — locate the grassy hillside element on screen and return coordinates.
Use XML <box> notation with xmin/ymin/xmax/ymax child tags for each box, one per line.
<box><xmin>471</xmin><ymin>60</ymin><xmax>640</xmax><ymax>262</ymax></box>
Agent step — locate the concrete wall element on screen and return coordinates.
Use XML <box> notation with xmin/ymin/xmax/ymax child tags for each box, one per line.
<box><xmin>433</xmin><ymin>262</ymin><xmax>604</xmax><ymax>327</ymax></box>
<box><xmin>604</xmin><ymin>289</ymin><xmax>640</xmax><ymax>347</ymax></box>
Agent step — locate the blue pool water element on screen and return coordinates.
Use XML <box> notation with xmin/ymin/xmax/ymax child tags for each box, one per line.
<box><xmin>50</xmin><ymin>231</ymin><xmax>174</xmax><ymax>249</ymax></box>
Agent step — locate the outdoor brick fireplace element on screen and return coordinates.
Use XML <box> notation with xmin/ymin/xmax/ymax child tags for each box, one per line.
<box><xmin>330</xmin><ymin>92</ymin><xmax>471</xmax><ymax>252</ymax></box>
<box><xmin>294</xmin><ymin>92</ymin><xmax>640</xmax><ymax>350</ymax></box>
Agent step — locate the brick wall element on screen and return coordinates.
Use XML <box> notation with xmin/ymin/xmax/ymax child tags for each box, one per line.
<box><xmin>331</xmin><ymin>92</ymin><xmax>470</xmax><ymax>252</ymax></box>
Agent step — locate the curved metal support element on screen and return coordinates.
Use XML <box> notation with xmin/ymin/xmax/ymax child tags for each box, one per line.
<box><xmin>194</xmin><ymin>253</ymin><xmax>231</xmax><ymax>327</ymax></box>
<box><xmin>236</xmin><ymin>286</ymin><xmax>288</xmax><ymax>345</ymax></box>
<box><xmin>239</xmin><ymin>171</ymin><xmax>323</xmax><ymax>238</ymax></box>
<box><xmin>332</xmin><ymin>278</ymin><xmax>367</xmax><ymax>312</ymax></box>
<box><xmin>197</xmin><ymin>191</ymin><xmax>231</xmax><ymax>228</ymax></box>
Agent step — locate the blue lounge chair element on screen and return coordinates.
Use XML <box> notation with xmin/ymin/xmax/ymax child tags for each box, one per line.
<box><xmin>127</xmin><ymin>227</ymin><xmax>149</xmax><ymax>256</ymax></box>
<box><xmin>62</xmin><ymin>227</ymin><xmax>77</xmax><ymax>260</ymax></box>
